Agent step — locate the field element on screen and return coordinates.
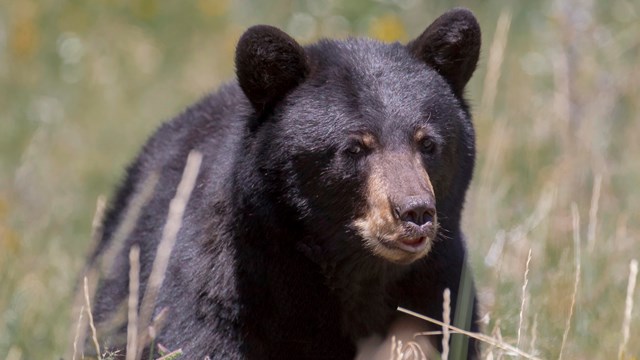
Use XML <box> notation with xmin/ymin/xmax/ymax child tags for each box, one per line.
<box><xmin>0</xmin><ymin>0</ymin><xmax>638</xmax><ymax>358</ymax></box>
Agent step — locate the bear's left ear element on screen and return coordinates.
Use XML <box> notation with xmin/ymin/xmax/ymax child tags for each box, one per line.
<box><xmin>235</xmin><ymin>25</ymin><xmax>309</xmax><ymax>116</ymax></box>
<box><xmin>407</xmin><ymin>8</ymin><xmax>481</xmax><ymax>96</ymax></box>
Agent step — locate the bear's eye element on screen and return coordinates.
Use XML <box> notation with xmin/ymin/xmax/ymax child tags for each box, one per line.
<box><xmin>420</xmin><ymin>137</ymin><xmax>437</xmax><ymax>154</ymax></box>
<box><xmin>347</xmin><ymin>143</ymin><xmax>363</xmax><ymax>155</ymax></box>
<box><xmin>344</xmin><ymin>134</ymin><xmax>373</xmax><ymax>158</ymax></box>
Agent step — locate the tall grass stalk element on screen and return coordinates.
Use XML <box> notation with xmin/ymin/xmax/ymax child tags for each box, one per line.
<box><xmin>587</xmin><ymin>174</ymin><xmax>602</xmax><ymax>253</ymax></box>
<box><xmin>71</xmin><ymin>305</ymin><xmax>84</xmax><ymax>360</ymax></box>
<box><xmin>84</xmin><ymin>276</ymin><xmax>102</xmax><ymax>360</ymax></box>
<box><xmin>101</xmin><ymin>173</ymin><xmax>160</xmax><ymax>276</ymax></box>
<box><xmin>517</xmin><ymin>248</ymin><xmax>532</xmax><ymax>354</ymax></box>
<box><xmin>136</xmin><ymin>150</ymin><xmax>202</xmax><ymax>360</ymax></box>
<box><xmin>441</xmin><ymin>288</ymin><xmax>451</xmax><ymax>360</ymax></box>
<box><xmin>126</xmin><ymin>246</ymin><xmax>141</xmax><ymax>360</ymax></box>
<box><xmin>479</xmin><ymin>9</ymin><xmax>511</xmax><ymax>119</ymax></box>
<box><xmin>618</xmin><ymin>259</ymin><xmax>638</xmax><ymax>359</ymax></box>
<box><xmin>397</xmin><ymin>307</ymin><xmax>542</xmax><ymax>360</ymax></box>
<box><xmin>68</xmin><ymin>196</ymin><xmax>106</xmax><ymax>358</ymax></box>
<box><xmin>559</xmin><ymin>204</ymin><xmax>581</xmax><ymax>360</ymax></box>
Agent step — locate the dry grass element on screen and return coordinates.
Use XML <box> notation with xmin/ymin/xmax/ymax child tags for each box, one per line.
<box><xmin>558</xmin><ymin>204</ymin><xmax>581</xmax><ymax>360</ymax></box>
<box><xmin>126</xmin><ymin>246</ymin><xmax>140</xmax><ymax>360</ymax></box>
<box><xmin>72</xmin><ymin>305</ymin><xmax>84</xmax><ymax>360</ymax></box>
<box><xmin>442</xmin><ymin>288</ymin><xmax>451</xmax><ymax>360</ymax></box>
<box><xmin>516</xmin><ymin>248</ymin><xmax>532</xmax><ymax>354</ymax></box>
<box><xmin>135</xmin><ymin>150</ymin><xmax>201</xmax><ymax>360</ymax></box>
<box><xmin>398</xmin><ymin>307</ymin><xmax>542</xmax><ymax>360</ymax></box>
<box><xmin>67</xmin><ymin>151</ymin><xmax>201</xmax><ymax>359</ymax></box>
<box><xmin>619</xmin><ymin>259</ymin><xmax>639</xmax><ymax>359</ymax></box>
<box><xmin>84</xmin><ymin>277</ymin><xmax>102</xmax><ymax>360</ymax></box>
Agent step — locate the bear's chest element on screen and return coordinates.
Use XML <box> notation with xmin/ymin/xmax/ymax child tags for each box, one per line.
<box><xmin>318</xmin><ymin>258</ymin><xmax>404</xmax><ymax>340</ymax></box>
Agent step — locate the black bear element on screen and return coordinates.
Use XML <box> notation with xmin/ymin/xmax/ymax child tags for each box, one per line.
<box><xmin>89</xmin><ymin>7</ymin><xmax>482</xmax><ymax>359</ymax></box>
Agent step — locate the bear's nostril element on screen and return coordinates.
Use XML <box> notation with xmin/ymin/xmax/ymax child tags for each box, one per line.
<box><xmin>400</xmin><ymin>209</ymin><xmax>432</xmax><ymax>226</ymax></box>
<box><xmin>398</xmin><ymin>196</ymin><xmax>435</xmax><ymax>226</ymax></box>
<box><xmin>403</xmin><ymin>210</ymin><xmax>418</xmax><ymax>224</ymax></box>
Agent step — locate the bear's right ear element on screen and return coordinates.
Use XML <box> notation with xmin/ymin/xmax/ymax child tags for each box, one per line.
<box><xmin>235</xmin><ymin>25</ymin><xmax>309</xmax><ymax>116</ymax></box>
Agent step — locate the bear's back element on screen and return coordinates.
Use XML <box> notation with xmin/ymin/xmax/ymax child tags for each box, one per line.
<box><xmin>89</xmin><ymin>83</ymin><xmax>250</xmax><ymax>330</ymax></box>
<box><xmin>96</xmin><ymin>83</ymin><xmax>248</xmax><ymax>254</ymax></box>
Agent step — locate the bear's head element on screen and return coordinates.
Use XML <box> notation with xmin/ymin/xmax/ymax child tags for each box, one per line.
<box><xmin>235</xmin><ymin>8</ymin><xmax>480</xmax><ymax>265</ymax></box>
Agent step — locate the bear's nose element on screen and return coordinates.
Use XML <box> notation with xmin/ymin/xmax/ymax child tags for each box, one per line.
<box><xmin>395</xmin><ymin>196</ymin><xmax>436</xmax><ymax>227</ymax></box>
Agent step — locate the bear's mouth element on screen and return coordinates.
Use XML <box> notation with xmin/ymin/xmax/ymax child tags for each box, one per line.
<box><xmin>396</xmin><ymin>236</ymin><xmax>428</xmax><ymax>253</ymax></box>
<box><xmin>377</xmin><ymin>234</ymin><xmax>431</xmax><ymax>254</ymax></box>
<box><xmin>354</xmin><ymin>210</ymin><xmax>438</xmax><ymax>264</ymax></box>
<box><xmin>369</xmin><ymin>230</ymin><xmax>435</xmax><ymax>264</ymax></box>
<box><xmin>376</xmin><ymin>235</ymin><xmax>433</xmax><ymax>254</ymax></box>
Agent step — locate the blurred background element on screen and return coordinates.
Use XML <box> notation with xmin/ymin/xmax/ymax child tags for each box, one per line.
<box><xmin>0</xmin><ymin>0</ymin><xmax>638</xmax><ymax>358</ymax></box>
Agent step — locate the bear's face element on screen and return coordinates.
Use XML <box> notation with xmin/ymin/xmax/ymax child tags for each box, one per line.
<box><xmin>274</xmin><ymin>47</ymin><xmax>470</xmax><ymax>264</ymax></box>
<box><xmin>236</xmin><ymin>9</ymin><xmax>480</xmax><ymax>265</ymax></box>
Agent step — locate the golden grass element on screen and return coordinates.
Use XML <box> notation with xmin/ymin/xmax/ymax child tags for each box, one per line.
<box><xmin>398</xmin><ymin>307</ymin><xmax>542</xmax><ymax>360</ymax></box>
<box><xmin>558</xmin><ymin>204</ymin><xmax>581</xmax><ymax>360</ymax></box>
<box><xmin>101</xmin><ymin>173</ymin><xmax>160</xmax><ymax>277</ymax></box>
<box><xmin>83</xmin><ymin>277</ymin><xmax>102</xmax><ymax>360</ymax></box>
<box><xmin>441</xmin><ymin>288</ymin><xmax>451</xmax><ymax>360</ymax></box>
<box><xmin>517</xmin><ymin>248</ymin><xmax>532</xmax><ymax>353</ymax></box>
<box><xmin>67</xmin><ymin>152</ymin><xmax>201</xmax><ymax>359</ymax></box>
<box><xmin>479</xmin><ymin>8</ymin><xmax>511</xmax><ymax>120</ymax></box>
<box><xmin>72</xmin><ymin>305</ymin><xmax>84</xmax><ymax>360</ymax></box>
<box><xmin>619</xmin><ymin>259</ymin><xmax>638</xmax><ymax>359</ymax></box>
<box><xmin>136</xmin><ymin>150</ymin><xmax>201</xmax><ymax>360</ymax></box>
<box><xmin>126</xmin><ymin>246</ymin><xmax>140</xmax><ymax>360</ymax></box>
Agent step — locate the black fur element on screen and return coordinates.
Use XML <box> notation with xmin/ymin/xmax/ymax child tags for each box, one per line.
<box><xmin>236</xmin><ymin>25</ymin><xmax>309</xmax><ymax>122</ymax></box>
<box><xmin>90</xmin><ymin>8</ymin><xmax>482</xmax><ymax>359</ymax></box>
